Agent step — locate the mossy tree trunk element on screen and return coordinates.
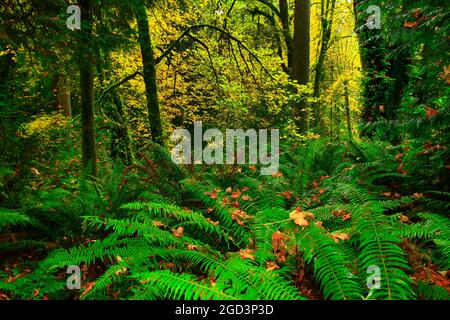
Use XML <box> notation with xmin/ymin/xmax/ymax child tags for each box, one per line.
<box><xmin>79</xmin><ymin>0</ymin><xmax>98</xmax><ymax>177</ymax></box>
<box><xmin>135</xmin><ymin>1</ymin><xmax>164</xmax><ymax>145</ymax></box>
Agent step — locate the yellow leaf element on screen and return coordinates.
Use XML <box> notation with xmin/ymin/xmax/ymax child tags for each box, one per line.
<box><xmin>290</xmin><ymin>209</ymin><xmax>315</xmax><ymax>228</ymax></box>
<box><xmin>331</xmin><ymin>233</ymin><xmax>350</xmax><ymax>243</ymax></box>
<box><xmin>239</xmin><ymin>249</ymin><xmax>255</xmax><ymax>261</ymax></box>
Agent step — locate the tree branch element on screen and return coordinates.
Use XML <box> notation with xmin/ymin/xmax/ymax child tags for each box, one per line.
<box><xmin>95</xmin><ymin>70</ymin><xmax>143</xmax><ymax>105</ymax></box>
<box><xmin>155</xmin><ymin>24</ymin><xmax>278</xmax><ymax>83</ymax></box>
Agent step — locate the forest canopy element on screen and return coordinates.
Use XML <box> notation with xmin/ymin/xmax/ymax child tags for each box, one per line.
<box><xmin>0</xmin><ymin>0</ymin><xmax>449</xmax><ymax>301</ymax></box>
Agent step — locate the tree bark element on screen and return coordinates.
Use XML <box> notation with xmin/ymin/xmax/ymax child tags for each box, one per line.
<box><xmin>279</xmin><ymin>0</ymin><xmax>293</xmax><ymax>73</ymax></box>
<box><xmin>312</xmin><ymin>0</ymin><xmax>336</xmax><ymax>129</ymax></box>
<box><xmin>135</xmin><ymin>1</ymin><xmax>164</xmax><ymax>145</ymax></box>
<box><xmin>78</xmin><ymin>0</ymin><xmax>97</xmax><ymax>177</ymax></box>
<box><xmin>344</xmin><ymin>80</ymin><xmax>352</xmax><ymax>139</ymax></box>
<box><xmin>292</xmin><ymin>0</ymin><xmax>311</xmax><ymax>132</ymax></box>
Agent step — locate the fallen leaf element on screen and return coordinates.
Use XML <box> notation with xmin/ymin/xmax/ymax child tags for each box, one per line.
<box><xmin>315</xmin><ymin>221</ymin><xmax>325</xmax><ymax>229</ymax></box>
<box><xmin>290</xmin><ymin>208</ymin><xmax>315</xmax><ymax>228</ymax></box>
<box><xmin>231</xmin><ymin>190</ymin><xmax>241</xmax><ymax>199</ymax></box>
<box><xmin>205</xmin><ymin>190</ymin><xmax>218</xmax><ymax>199</ymax></box>
<box><xmin>266</xmin><ymin>261</ymin><xmax>280</xmax><ymax>271</ymax></box>
<box><xmin>114</xmin><ymin>266</ymin><xmax>127</xmax><ymax>276</ymax></box>
<box><xmin>412</xmin><ymin>8</ymin><xmax>422</xmax><ymax>19</ymax></box>
<box><xmin>152</xmin><ymin>221</ymin><xmax>165</xmax><ymax>227</ymax></box>
<box><xmin>80</xmin><ymin>282</ymin><xmax>96</xmax><ymax>298</ymax></box>
<box><xmin>400</xmin><ymin>215</ymin><xmax>409</xmax><ymax>223</ymax></box>
<box><xmin>331</xmin><ymin>233</ymin><xmax>350</xmax><ymax>243</ymax></box>
<box><xmin>232</xmin><ymin>210</ymin><xmax>250</xmax><ymax>225</ymax></box>
<box><xmin>272</xmin><ymin>231</ymin><xmax>285</xmax><ymax>252</ymax></box>
<box><xmin>280</xmin><ymin>191</ymin><xmax>293</xmax><ymax>199</ymax></box>
<box><xmin>426</xmin><ymin>107</ymin><xmax>439</xmax><ymax>120</ymax></box>
<box><xmin>30</xmin><ymin>167</ymin><xmax>41</xmax><ymax>176</ymax></box>
<box><xmin>187</xmin><ymin>244</ymin><xmax>198</xmax><ymax>251</ymax></box>
<box><xmin>439</xmin><ymin>65</ymin><xmax>450</xmax><ymax>84</ymax></box>
<box><xmin>239</xmin><ymin>249</ymin><xmax>255</xmax><ymax>261</ymax></box>
<box><xmin>172</xmin><ymin>227</ymin><xmax>184</xmax><ymax>238</ymax></box>
<box><xmin>403</xmin><ymin>20</ymin><xmax>419</xmax><ymax>28</ymax></box>
<box><xmin>207</xmin><ymin>218</ymin><xmax>220</xmax><ymax>226</ymax></box>
<box><xmin>275</xmin><ymin>251</ymin><xmax>286</xmax><ymax>262</ymax></box>
<box><xmin>272</xmin><ymin>171</ymin><xmax>283</xmax><ymax>178</ymax></box>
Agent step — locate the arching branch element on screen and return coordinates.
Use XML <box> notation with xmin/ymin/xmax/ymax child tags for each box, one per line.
<box><xmin>155</xmin><ymin>24</ymin><xmax>278</xmax><ymax>83</ymax></box>
<box><xmin>95</xmin><ymin>70</ymin><xmax>143</xmax><ymax>105</ymax></box>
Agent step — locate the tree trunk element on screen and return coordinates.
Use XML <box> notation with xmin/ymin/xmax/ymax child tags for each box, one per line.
<box><xmin>57</xmin><ymin>91</ymin><xmax>72</xmax><ymax>117</ymax></box>
<box><xmin>312</xmin><ymin>0</ymin><xmax>336</xmax><ymax>129</ymax></box>
<box><xmin>344</xmin><ymin>80</ymin><xmax>352</xmax><ymax>139</ymax></box>
<box><xmin>79</xmin><ymin>0</ymin><xmax>97</xmax><ymax>177</ymax></box>
<box><xmin>135</xmin><ymin>1</ymin><xmax>164</xmax><ymax>145</ymax></box>
<box><xmin>292</xmin><ymin>0</ymin><xmax>311</xmax><ymax>132</ymax></box>
<box><xmin>353</xmin><ymin>0</ymin><xmax>391</xmax><ymax>134</ymax></box>
<box><xmin>279</xmin><ymin>0</ymin><xmax>293</xmax><ymax>73</ymax></box>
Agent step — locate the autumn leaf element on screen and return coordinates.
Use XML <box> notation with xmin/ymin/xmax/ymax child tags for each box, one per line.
<box><xmin>80</xmin><ymin>282</ymin><xmax>96</xmax><ymax>298</ymax></box>
<box><xmin>266</xmin><ymin>261</ymin><xmax>280</xmax><ymax>271</ymax></box>
<box><xmin>290</xmin><ymin>208</ymin><xmax>315</xmax><ymax>228</ymax></box>
<box><xmin>426</xmin><ymin>107</ymin><xmax>439</xmax><ymax>120</ymax></box>
<box><xmin>331</xmin><ymin>233</ymin><xmax>350</xmax><ymax>243</ymax></box>
<box><xmin>412</xmin><ymin>192</ymin><xmax>424</xmax><ymax>199</ymax></box>
<box><xmin>30</xmin><ymin>167</ymin><xmax>41</xmax><ymax>176</ymax></box>
<box><xmin>342</xmin><ymin>213</ymin><xmax>352</xmax><ymax>221</ymax></box>
<box><xmin>315</xmin><ymin>221</ymin><xmax>325</xmax><ymax>229</ymax></box>
<box><xmin>400</xmin><ymin>215</ymin><xmax>409</xmax><ymax>223</ymax></box>
<box><xmin>275</xmin><ymin>251</ymin><xmax>286</xmax><ymax>262</ymax></box>
<box><xmin>114</xmin><ymin>266</ymin><xmax>127</xmax><ymax>276</ymax></box>
<box><xmin>403</xmin><ymin>20</ymin><xmax>419</xmax><ymax>28</ymax></box>
<box><xmin>207</xmin><ymin>218</ymin><xmax>219</xmax><ymax>226</ymax></box>
<box><xmin>412</xmin><ymin>8</ymin><xmax>422</xmax><ymax>19</ymax></box>
<box><xmin>231</xmin><ymin>201</ymin><xmax>240</xmax><ymax>208</ymax></box>
<box><xmin>232</xmin><ymin>209</ymin><xmax>250</xmax><ymax>225</ymax></box>
<box><xmin>152</xmin><ymin>221</ymin><xmax>165</xmax><ymax>227</ymax></box>
<box><xmin>280</xmin><ymin>191</ymin><xmax>293</xmax><ymax>199</ymax></box>
<box><xmin>172</xmin><ymin>227</ymin><xmax>184</xmax><ymax>238</ymax></box>
<box><xmin>439</xmin><ymin>65</ymin><xmax>450</xmax><ymax>84</ymax></box>
<box><xmin>271</xmin><ymin>231</ymin><xmax>285</xmax><ymax>252</ymax></box>
<box><xmin>272</xmin><ymin>171</ymin><xmax>283</xmax><ymax>178</ymax></box>
<box><xmin>205</xmin><ymin>190</ymin><xmax>218</xmax><ymax>199</ymax></box>
<box><xmin>239</xmin><ymin>249</ymin><xmax>255</xmax><ymax>261</ymax></box>
<box><xmin>187</xmin><ymin>244</ymin><xmax>199</xmax><ymax>251</ymax></box>
<box><xmin>231</xmin><ymin>189</ymin><xmax>241</xmax><ymax>199</ymax></box>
